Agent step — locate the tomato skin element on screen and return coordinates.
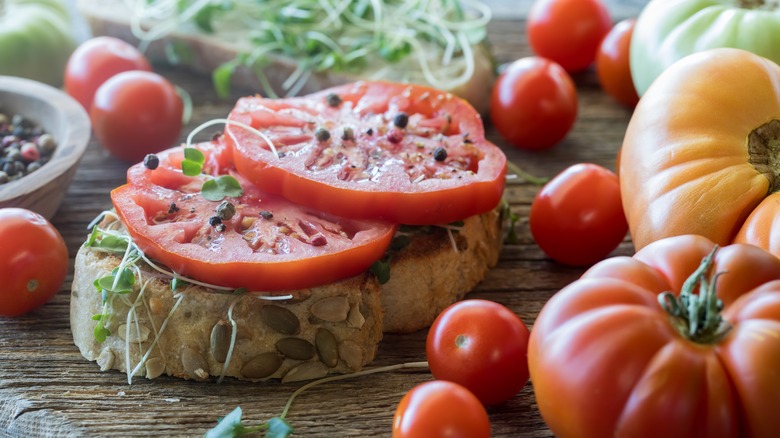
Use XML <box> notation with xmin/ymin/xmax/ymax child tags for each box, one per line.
<box><xmin>392</xmin><ymin>380</ymin><xmax>490</xmax><ymax>438</ymax></box>
<box><xmin>631</xmin><ymin>0</ymin><xmax>780</xmax><ymax>96</ymax></box>
<box><xmin>0</xmin><ymin>208</ymin><xmax>68</xmax><ymax>317</ymax></box>
<box><xmin>64</xmin><ymin>36</ymin><xmax>152</xmax><ymax>111</ymax></box>
<box><xmin>426</xmin><ymin>299</ymin><xmax>530</xmax><ymax>405</ymax></box>
<box><xmin>596</xmin><ymin>19</ymin><xmax>640</xmax><ymax>108</ymax></box>
<box><xmin>620</xmin><ymin>48</ymin><xmax>780</xmax><ymax>254</ymax></box>
<box><xmin>226</xmin><ymin>81</ymin><xmax>507</xmax><ymax>225</ymax></box>
<box><xmin>91</xmin><ymin>70</ymin><xmax>183</xmax><ymax>163</ymax></box>
<box><xmin>490</xmin><ymin>57</ymin><xmax>578</xmax><ymax>150</ymax></box>
<box><xmin>530</xmin><ymin>163</ymin><xmax>627</xmax><ymax>266</ymax></box>
<box><xmin>529</xmin><ymin>234</ymin><xmax>780</xmax><ymax>438</ymax></box>
<box><xmin>527</xmin><ymin>0</ymin><xmax>612</xmax><ymax>73</ymax></box>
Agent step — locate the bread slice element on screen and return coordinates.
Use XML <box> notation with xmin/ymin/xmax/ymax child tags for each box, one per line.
<box><xmin>70</xmin><ymin>208</ymin><xmax>503</xmax><ymax>381</ymax></box>
<box><xmin>77</xmin><ymin>0</ymin><xmax>496</xmax><ymax>115</ymax></box>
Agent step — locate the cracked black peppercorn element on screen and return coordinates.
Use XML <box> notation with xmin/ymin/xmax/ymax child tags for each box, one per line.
<box><xmin>326</xmin><ymin>93</ymin><xmax>342</xmax><ymax>107</ymax></box>
<box><xmin>144</xmin><ymin>154</ymin><xmax>159</xmax><ymax>170</ymax></box>
<box><xmin>259</xmin><ymin>210</ymin><xmax>273</xmax><ymax>220</ymax></box>
<box><xmin>433</xmin><ymin>147</ymin><xmax>447</xmax><ymax>161</ymax></box>
<box><xmin>209</xmin><ymin>216</ymin><xmax>222</xmax><ymax>226</ymax></box>
<box><xmin>393</xmin><ymin>112</ymin><xmax>409</xmax><ymax>128</ymax></box>
<box><xmin>315</xmin><ymin>127</ymin><xmax>331</xmax><ymax>142</ymax></box>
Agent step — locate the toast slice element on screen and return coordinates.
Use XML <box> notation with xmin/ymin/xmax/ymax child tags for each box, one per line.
<box><xmin>77</xmin><ymin>0</ymin><xmax>497</xmax><ymax>115</ymax></box>
<box><xmin>70</xmin><ymin>208</ymin><xmax>503</xmax><ymax>382</ymax></box>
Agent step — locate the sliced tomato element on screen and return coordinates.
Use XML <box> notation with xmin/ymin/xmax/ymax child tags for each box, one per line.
<box><xmin>114</xmin><ymin>139</ymin><xmax>396</xmax><ymax>292</ymax></box>
<box><xmin>225</xmin><ymin>81</ymin><xmax>507</xmax><ymax>225</ymax></box>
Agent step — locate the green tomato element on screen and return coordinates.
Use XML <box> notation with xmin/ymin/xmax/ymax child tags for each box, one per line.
<box><xmin>0</xmin><ymin>0</ymin><xmax>78</xmax><ymax>86</ymax></box>
<box><xmin>630</xmin><ymin>0</ymin><xmax>780</xmax><ymax>96</ymax></box>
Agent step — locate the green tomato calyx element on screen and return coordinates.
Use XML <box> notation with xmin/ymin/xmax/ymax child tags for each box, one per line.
<box><xmin>657</xmin><ymin>246</ymin><xmax>732</xmax><ymax>344</ymax></box>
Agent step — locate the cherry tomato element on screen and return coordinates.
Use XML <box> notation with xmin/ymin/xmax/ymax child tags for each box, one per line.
<box><xmin>530</xmin><ymin>163</ymin><xmax>627</xmax><ymax>266</ymax></box>
<box><xmin>392</xmin><ymin>380</ymin><xmax>490</xmax><ymax>438</ymax></box>
<box><xmin>226</xmin><ymin>81</ymin><xmax>507</xmax><ymax>225</ymax></box>
<box><xmin>0</xmin><ymin>208</ymin><xmax>68</xmax><ymax>317</ymax></box>
<box><xmin>114</xmin><ymin>138</ymin><xmax>396</xmax><ymax>292</ymax></box>
<box><xmin>64</xmin><ymin>36</ymin><xmax>152</xmax><ymax>111</ymax></box>
<box><xmin>426</xmin><ymin>299</ymin><xmax>530</xmax><ymax>405</ymax></box>
<box><xmin>596</xmin><ymin>19</ymin><xmax>640</xmax><ymax>107</ymax></box>
<box><xmin>527</xmin><ymin>0</ymin><xmax>612</xmax><ymax>73</ymax></box>
<box><xmin>490</xmin><ymin>57</ymin><xmax>578</xmax><ymax>150</ymax></box>
<box><xmin>91</xmin><ymin>70</ymin><xmax>183</xmax><ymax>163</ymax></box>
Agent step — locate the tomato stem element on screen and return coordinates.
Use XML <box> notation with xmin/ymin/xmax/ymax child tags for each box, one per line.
<box><xmin>657</xmin><ymin>246</ymin><xmax>732</xmax><ymax>344</ymax></box>
<box><xmin>506</xmin><ymin>161</ymin><xmax>549</xmax><ymax>186</ymax></box>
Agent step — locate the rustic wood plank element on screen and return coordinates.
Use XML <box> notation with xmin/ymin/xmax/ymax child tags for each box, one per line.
<box><xmin>1</xmin><ymin>1</ymin><xmax>648</xmax><ymax>436</ymax></box>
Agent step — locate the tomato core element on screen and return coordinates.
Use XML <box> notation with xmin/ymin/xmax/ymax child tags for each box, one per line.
<box><xmin>748</xmin><ymin>119</ymin><xmax>780</xmax><ymax>192</ymax></box>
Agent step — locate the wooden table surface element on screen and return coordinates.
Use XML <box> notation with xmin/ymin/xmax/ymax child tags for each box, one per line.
<box><xmin>1</xmin><ymin>1</ymin><xmax>648</xmax><ymax>436</ymax></box>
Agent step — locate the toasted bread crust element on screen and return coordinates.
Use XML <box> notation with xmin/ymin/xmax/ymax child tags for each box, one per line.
<box><xmin>70</xmin><ymin>209</ymin><xmax>502</xmax><ymax>381</ymax></box>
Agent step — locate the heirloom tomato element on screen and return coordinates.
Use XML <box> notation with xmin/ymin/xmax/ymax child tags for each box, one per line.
<box><xmin>620</xmin><ymin>48</ymin><xmax>780</xmax><ymax>256</ymax></box>
<box><xmin>426</xmin><ymin>299</ymin><xmax>530</xmax><ymax>405</ymax></box>
<box><xmin>225</xmin><ymin>81</ymin><xmax>507</xmax><ymax>225</ymax></box>
<box><xmin>529</xmin><ymin>234</ymin><xmax>780</xmax><ymax>438</ymax></box>
<box><xmin>490</xmin><ymin>57</ymin><xmax>578</xmax><ymax>150</ymax></box>
<box><xmin>114</xmin><ymin>138</ymin><xmax>396</xmax><ymax>292</ymax></box>
<box><xmin>530</xmin><ymin>163</ymin><xmax>627</xmax><ymax>266</ymax></box>
<box><xmin>596</xmin><ymin>19</ymin><xmax>640</xmax><ymax>108</ymax></box>
<box><xmin>631</xmin><ymin>0</ymin><xmax>780</xmax><ymax>95</ymax></box>
<box><xmin>392</xmin><ymin>380</ymin><xmax>490</xmax><ymax>438</ymax></box>
<box><xmin>527</xmin><ymin>0</ymin><xmax>612</xmax><ymax>72</ymax></box>
<box><xmin>0</xmin><ymin>208</ymin><xmax>68</xmax><ymax>316</ymax></box>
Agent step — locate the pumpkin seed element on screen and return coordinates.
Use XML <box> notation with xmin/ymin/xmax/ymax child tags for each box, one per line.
<box><xmin>276</xmin><ymin>338</ymin><xmax>315</xmax><ymax>360</ymax></box>
<box><xmin>117</xmin><ymin>324</ymin><xmax>150</xmax><ymax>343</ymax></box>
<box><xmin>145</xmin><ymin>357</ymin><xmax>165</xmax><ymax>379</ymax></box>
<box><xmin>181</xmin><ymin>347</ymin><xmax>210</xmax><ymax>381</ymax></box>
<box><xmin>339</xmin><ymin>340</ymin><xmax>363</xmax><ymax>371</ymax></box>
<box><xmin>148</xmin><ymin>297</ymin><xmax>164</xmax><ymax>315</ymax></box>
<box><xmin>97</xmin><ymin>347</ymin><xmax>114</xmax><ymax>372</ymax></box>
<box><xmin>241</xmin><ymin>353</ymin><xmax>283</xmax><ymax>380</ymax></box>
<box><xmin>261</xmin><ymin>305</ymin><xmax>300</xmax><ymax>335</ymax></box>
<box><xmin>315</xmin><ymin>328</ymin><xmax>339</xmax><ymax>368</ymax></box>
<box><xmin>282</xmin><ymin>361</ymin><xmax>328</xmax><ymax>383</ymax></box>
<box><xmin>310</xmin><ymin>296</ymin><xmax>349</xmax><ymax>322</ymax></box>
<box><xmin>347</xmin><ymin>304</ymin><xmax>365</xmax><ymax>328</ymax></box>
<box><xmin>210</xmin><ymin>321</ymin><xmax>232</xmax><ymax>363</ymax></box>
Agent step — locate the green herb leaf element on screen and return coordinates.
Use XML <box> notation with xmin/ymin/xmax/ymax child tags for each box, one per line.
<box><xmin>205</xmin><ymin>406</ymin><xmax>243</xmax><ymax>438</ymax></box>
<box><xmin>96</xmin><ymin>267</ymin><xmax>135</xmax><ymax>294</ymax></box>
<box><xmin>86</xmin><ymin>225</ymin><xmax>99</xmax><ymax>247</ymax></box>
<box><xmin>213</xmin><ymin>61</ymin><xmax>238</xmax><ymax>99</ymax></box>
<box><xmin>182</xmin><ymin>147</ymin><xmax>206</xmax><ymax>176</ymax></box>
<box><xmin>94</xmin><ymin>323</ymin><xmax>110</xmax><ymax>343</ymax></box>
<box><xmin>370</xmin><ymin>259</ymin><xmax>391</xmax><ymax>284</ymax></box>
<box><xmin>97</xmin><ymin>235</ymin><xmax>129</xmax><ymax>253</ymax></box>
<box><xmin>171</xmin><ymin>277</ymin><xmax>189</xmax><ymax>291</ymax></box>
<box><xmin>91</xmin><ymin>313</ymin><xmax>102</xmax><ymax>321</ymax></box>
<box><xmin>265</xmin><ymin>417</ymin><xmax>293</xmax><ymax>438</ymax></box>
<box><xmin>202</xmin><ymin>175</ymin><xmax>244</xmax><ymax>201</ymax></box>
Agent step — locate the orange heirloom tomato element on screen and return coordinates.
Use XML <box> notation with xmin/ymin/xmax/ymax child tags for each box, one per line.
<box><xmin>620</xmin><ymin>48</ymin><xmax>780</xmax><ymax>253</ymax></box>
<box><xmin>528</xmin><ymin>234</ymin><xmax>780</xmax><ymax>438</ymax></box>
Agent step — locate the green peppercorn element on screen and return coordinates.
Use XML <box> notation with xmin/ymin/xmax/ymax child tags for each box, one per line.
<box><xmin>341</xmin><ymin>127</ymin><xmax>355</xmax><ymax>141</ymax></box>
<box><xmin>315</xmin><ymin>128</ymin><xmax>331</xmax><ymax>142</ymax></box>
<box><xmin>216</xmin><ymin>200</ymin><xmax>236</xmax><ymax>220</ymax></box>
<box><xmin>326</xmin><ymin>93</ymin><xmax>342</xmax><ymax>107</ymax></box>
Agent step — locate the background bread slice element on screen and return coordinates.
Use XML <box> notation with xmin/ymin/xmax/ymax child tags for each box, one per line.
<box><xmin>70</xmin><ymin>208</ymin><xmax>503</xmax><ymax>381</ymax></box>
<box><xmin>77</xmin><ymin>0</ymin><xmax>497</xmax><ymax>115</ymax></box>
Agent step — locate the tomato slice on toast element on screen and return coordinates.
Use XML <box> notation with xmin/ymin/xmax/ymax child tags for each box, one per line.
<box><xmin>225</xmin><ymin>81</ymin><xmax>507</xmax><ymax>225</ymax></box>
<box><xmin>113</xmin><ymin>139</ymin><xmax>396</xmax><ymax>292</ymax></box>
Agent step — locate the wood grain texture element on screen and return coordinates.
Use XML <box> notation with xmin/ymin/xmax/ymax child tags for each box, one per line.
<box><xmin>1</xmin><ymin>1</ymin><xmax>647</xmax><ymax>436</ymax></box>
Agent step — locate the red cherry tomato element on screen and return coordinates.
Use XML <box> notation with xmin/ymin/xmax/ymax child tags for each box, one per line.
<box><xmin>596</xmin><ymin>19</ymin><xmax>640</xmax><ymax>107</ymax></box>
<box><xmin>527</xmin><ymin>0</ymin><xmax>612</xmax><ymax>72</ymax></box>
<box><xmin>90</xmin><ymin>70</ymin><xmax>183</xmax><ymax>163</ymax></box>
<box><xmin>426</xmin><ymin>299</ymin><xmax>530</xmax><ymax>405</ymax></box>
<box><xmin>0</xmin><ymin>208</ymin><xmax>68</xmax><ymax>317</ymax></box>
<box><xmin>64</xmin><ymin>36</ymin><xmax>152</xmax><ymax>111</ymax></box>
<box><xmin>392</xmin><ymin>380</ymin><xmax>490</xmax><ymax>438</ymax></box>
<box><xmin>490</xmin><ymin>57</ymin><xmax>578</xmax><ymax>150</ymax></box>
<box><xmin>529</xmin><ymin>163</ymin><xmax>627</xmax><ymax>266</ymax></box>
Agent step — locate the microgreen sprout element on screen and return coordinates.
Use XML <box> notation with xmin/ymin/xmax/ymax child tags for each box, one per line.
<box><xmin>128</xmin><ymin>0</ymin><xmax>491</xmax><ymax>98</ymax></box>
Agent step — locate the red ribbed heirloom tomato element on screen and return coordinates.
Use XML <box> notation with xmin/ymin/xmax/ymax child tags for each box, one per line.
<box><xmin>528</xmin><ymin>234</ymin><xmax>780</xmax><ymax>438</ymax></box>
<box><xmin>392</xmin><ymin>380</ymin><xmax>490</xmax><ymax>438</ymax></box>
<box><xmin>426</xmin><ymin>299</ymin><xmax>530</xmax><ymax>405</ymax></box>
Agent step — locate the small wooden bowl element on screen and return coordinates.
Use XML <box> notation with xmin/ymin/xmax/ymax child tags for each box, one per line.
<box><xmin>0</xmin><ymin>76</ymin><xmax>91</xmax><ymax>219</ymax></box>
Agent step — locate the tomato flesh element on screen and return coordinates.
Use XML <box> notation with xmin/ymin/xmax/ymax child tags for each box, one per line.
<box><xmin>225</xmin><ymin>81</ymin><xmax>506</xmax><ymax>225</ymax></box>
<box><xmin>114</xmin><ymin>139</ymin><xmax>396</xmax><ymax>292</ymax></box>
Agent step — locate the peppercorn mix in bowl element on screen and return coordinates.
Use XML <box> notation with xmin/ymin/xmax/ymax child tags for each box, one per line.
<box><xmin>0</xmin><ymin>76</ymin><xmax>91</xmax><ymax>219</ymax></box>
